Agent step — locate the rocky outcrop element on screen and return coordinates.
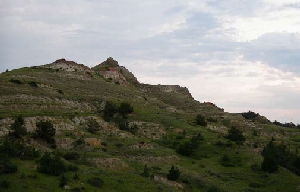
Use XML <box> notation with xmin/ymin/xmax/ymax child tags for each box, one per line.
<box><xmin>42</xmin><ymin>58</ymin><xmax>93</xmax><ymax>73</ymax></box>
<box><xmin>92</xmin><ymin>57</ymin><xmax>139</xmax><ymax>85</ymax></box>
<box><xmin>139</xmin><ymin>84</ymin><xmax>193</xmax><ymax>99</ymax></box>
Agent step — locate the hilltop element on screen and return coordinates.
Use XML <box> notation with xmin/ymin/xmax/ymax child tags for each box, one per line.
<box><xmin>0</xmin><ymin>58</ymin><xmax>300</xmax><ymax>192</ymax></box>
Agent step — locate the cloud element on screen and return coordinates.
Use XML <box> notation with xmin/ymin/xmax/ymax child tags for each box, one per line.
<box><xmin>0</xmin><ymin>0</ymin><xmax>300</xmax><ymax>124</ymax></box>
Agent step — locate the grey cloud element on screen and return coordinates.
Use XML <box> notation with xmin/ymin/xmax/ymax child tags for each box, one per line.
<box><xmin>242</xmin><ymin>33</ymin><xmax>300</xmax><ymax>73</ymax></box>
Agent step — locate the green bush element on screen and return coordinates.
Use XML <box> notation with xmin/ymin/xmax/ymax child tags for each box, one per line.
<box><xmin>141</xmin><ymin>165</ymin><xmax>150</xmax><ymax>178</ymax></box>
<box><xmin>0</xmin><ymin>157</ymin><xmax>18</xmax><ymax>174</ymax></box>
<box><xmin>118</xmin><ymin>102</ymin><xmax>134</xmax><ymax>118</ymax></box>
<box><xmin>9</xmin><ymin>115</ymin><xmax>27</xmax><ymax>138</ymax></box>
<box><xmin>87</xmin><ymin>177</ymin><xmax>104</xmax><ymax>188</ymax></box>
<box><xmin>28</xmin><ymin>81</ymin><xmax>38</xmax><ymax>88</ymax></box>
<box><xmin>35</xmin><ymin>120</ymin><xmax>56</xmax><ymax>145</ymax></box>
<box><xmin>59</xmin><ymin>174</ymin><xmax>68</xmax><ymax>188</ymax></box>
<box><xmin>0</xmin><ymin>180</ymin><xmax>10</xmax><ymax>189</ymax></box>
<box><xmin>63</xmin><ymin>152</ymin><xmax>80</xmax><ymax>161</ymax></box>
<box><xmin>224</xmin><ymin>126</ymin><xmax>245</xmax><ymax>145</ymax></box>
<box><xmin>195</xmin><ymin>114</ymin><xmax>207</xmax><ymax>126</ymax></box>
<box><xmin>103</xmin><ymin>101</ymin><xmax>118</xmax><ymax>122</ymax></box>
<box><xmin>38</xmin><ymin>152</ymin><xmax>66</xmax><ymax>176</ymax></box>
<box><xmin>167</xmin><ymin>165</ymin><xmax>180</xmax><ymax>181</ymax></box>
<box><xmin>10</xmin><ymin>79</ymin><xmax>22</xmax><ymax>84</ymax></box>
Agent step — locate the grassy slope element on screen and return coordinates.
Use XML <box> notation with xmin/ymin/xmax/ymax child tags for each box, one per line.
<box><xmin>0</xmin><ymin>66</ymin><xmax>300</xmax><ymax>192</ymax></box>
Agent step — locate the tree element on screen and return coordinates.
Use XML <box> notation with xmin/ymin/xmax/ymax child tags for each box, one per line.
<box><xmin>59</xmin><ymin>174</ymin><xmax>68</xmax><ymax>188</ymax></box>
<box><xmin>167</xmin><ymin>165</ymin><xmax>180</xmax><ymax>181</ymax></box>
<box><xmin>103</xmin><ymin>101</ymin><xmax>118</xmax><ymax>122</ymax></box>
<box><xmin>35</xmin><ymin>120</ymin><xmax>56</xmax><ymax>145</ymax></box>
<box><xmin>9</xmin><ymin>115</ymin><xmax>27</xmax><ymax>138</ymax></box>
<box><xmin>224</xmin><ymin>126</ymin><xmax>245</xmax><ymax>145</ymax></box>
<box><xmin>38</xmin><ymin>152</ymin><xmax>66</xmax><ymax>176</ymax></box>
<box><xmin>261</xmin><ymin>154</ymin><xmax>278</xmax><ymax>173</ymax></box>
<box><xmin>141</xmin><ymin>165</ymin><xmax>150</xmax><ymax>178</ymax></box>
<box><xmin>118</xmin><ymin>102</ymin><xmax>134</xmax><ymax>118</ymax></box>
<box><xmin>195</xmin><ymin>114</ymin><xmax>207</xmax><ymax>126</ymax></box>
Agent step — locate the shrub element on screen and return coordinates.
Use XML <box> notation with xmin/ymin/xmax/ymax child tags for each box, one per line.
<box><xmin>87</xmin><ymin>177</ymin><xmax>104</xmax><ymax>188</ymax></box>
<box><xmin>0</xmin><ymin>180</ymin><xmax>10</xmax><ymax>189</ymax></box>
<box><xmin>195</xmin><ymin>114</ymin><xmax>207</xmax><ymax>126</ymax></box>
<box><xmin>10</xmin><ymin>79</ymin><xmax>22</xmax><ymax>84</ymax></box>
<box><xmin>249</xmin><ymin>182</ymin><xmax>264</xmax><ymax>188</ymax></box>
<box><xmin>35</xmin><ymin>120</ymin><xmax>56</xmax><ymax>145</ymax></box>
<box><xmin>224</xmin><ymin>126</ymin><xmax>245</xmax><ymax>145</ymax></box>
<box><xmin>207</xmin><ymin>186</ymin><xmax>223</xmax><ymax>192</ymax></box>
<box><xmin>103</xmin><ymin>101</ymin><xmax>118</xmax><ymax>122</ymax></box>
<box><xmin>63</xmin><ymin>152</ymin><xmax>80</xmax><ymax>161</ymax></box>
<box><xmin>220</xmin><ymin>154</ymin><xmax>233</xmax><ymax>167</ymax></box>
<box><xmin>9</xmin><ymin>115</ymin><xmax>27</xmax><ymax>138</ymax></box>
<box><xmin>0</xmin><ymin>157</ymin><xmax>18</xmax><ymax>174</ymax></box>
<box><xmin>261</xmin><ymin>154</ymin><xmax>278</xmax><ymax>173</ymax></box>
<box><xmin>167</xmin><ymin>165</ymin><xmax>180</xmax><ymax>181</ymax></box>
<box><xmin>38</xmin><ymin>152</ymin><xmax>66</xmax><ymax>176</ymax></box>
<box><xmin>28</xmin><ymin>81</ymin><xmax>38</xmax><ymax>88</ymax></box>
<box><xmin>141</xmin><ymin>165</ymin><xmax>150</xmax><ymax>178</ymax></box>
<box><xmin>118</xmin><ymin>102</ymin><xmax>134</xmax><ymax>118</ymax></box>
<box><xmin>59</xmin><ymin>174</ymin><xmax>68</xmax><ymax>188</ymax></box>
<box><xmin>58</xmin><ymin>90</ymin><xmax>64</xmax><ymax>94</ymax></box>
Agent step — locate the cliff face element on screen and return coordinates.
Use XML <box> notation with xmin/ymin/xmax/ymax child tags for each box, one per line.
<box><xmin>139</xmin><ymin>84</ymin><xmax>193</xmax><ymax>99</ymax></box>
<box><xmin>42</xmin><ymin>58</ymin><xmax>93</xmax><ymax>72</ymax></box>
<box><xmin>92</xmin><ymin>57</ymin><xmax>139</xmax><ymax>85</ymax></box>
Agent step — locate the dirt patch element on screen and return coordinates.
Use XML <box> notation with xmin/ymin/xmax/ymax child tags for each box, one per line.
<box><xmin>92</xmin><ymin>158</ymin><xmax>128</xmax><ymax>169</ymax></box>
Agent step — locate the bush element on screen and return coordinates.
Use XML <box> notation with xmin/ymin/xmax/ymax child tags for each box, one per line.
<box><xmin>176</xmin><ymin>133</ymin><xmax>204</xmax><ymax>157</ymax></box>
<box><xmin>0</xmin><ymin>157</ymin><xmax>18</xmax><ymax>174</ymax></box>
<box><xmin>59</xmin><ymin>174</ymin><xmax>68</xmax><ymax>188</ymax></box>
<box><xmin>207</xmin><ymin>186</ymin><xmax>223</xmax><ymax>192</ymax></box>
<box><xmin>261</xmin><ymin>154</ymin><xmax>278</xmax><ymax>173</ymax></box>
<box><xmin>0</xmin><ymin>180</ymin><xmax>10</xmax><ymax>189</ymax></box>
<box><xmin>167</xmin><ymin>165</ymin><xmax>180</xmax><ymax>181</ymax></box>
<box><xmin>28</xmin><ymin>81</ymin><xmax>38</xmax><ymax>88</ymax></box>
<box><xmin>141</xmin><ymin>165</ymin><xmax>150</xmax><ymax>178</ymax></box>
<box><xmin>58</xmin><ymin>90</ymin><xmax>64</xmax><ymax>94</ymax></box>
<box><xmin>10</xmin><ymin>79</ymin><xmax>22</xmax><ymax>84</ymax></box>
<box><xmin>224</xmin><ymin>126</ymin><xmax>245</xmax><ymax>145</ymax></box>
<box><xmin>87</xmin><ymin>177</ymin><xmax>104</xmax><ymax>188</ymax></box>
<box><xmin>9</xmin><ymin>115</ymin><xmax>27</xmax><ymax>138</ymax></box>
<box><xmin>38</xmin><ymin>152</ymin><xmax>66</xmax><ymax>176</ymax></box>
<box><xmin>103</xmin><ymin>101</ymin><xmax>118</xmax><ymax>122</ymax></box>
<box><xmin>118</xmin><ymin>102</ymin><xmax>134</xmax><ymax>118</ymax></box>
<box><xmin>63</xmin><ymin>152</ymin><xmax>80</xmax><ymax>161</ymax></box>
<box><xmin>220</xmin><ymin>154</ymin><xmax>233</xmax><ymax>167</ymax></box>
<box><xmin>195</xmin><ymin>114</ymin><xmax>207</xmax><ymax>126</ymax></box>
<box><xmin>35</xmin><ymin>120</ymin><xmax>56</xmax><ymax>145</ymax></box>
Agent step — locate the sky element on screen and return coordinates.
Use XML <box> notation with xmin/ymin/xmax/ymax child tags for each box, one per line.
<box><xmin>0</xmin><ymin>0</ymin><xmax>300</xmax><ymax>124</ymax></box>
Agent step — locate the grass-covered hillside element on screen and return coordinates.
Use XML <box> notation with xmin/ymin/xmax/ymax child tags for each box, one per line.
<box><xmin>0</xmin><ymin>58</ymin><xmax>300</xmax><ymax>192</ymax></box>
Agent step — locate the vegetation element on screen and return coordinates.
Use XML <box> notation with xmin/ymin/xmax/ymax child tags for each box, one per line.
<box><xmin>167</xmin><ymin>165</ymin><xmax>180</xmax><ymax>181</ymax></box>
<box><xmin>37</xmin><ymin>152</ymin><xmax>66</xmax><ymax>176</ymax></box>
<box><xmin>0</xmin><ymin>59</ymin><xmax>300</xmax><ymax>191</ymax></box>
<box><xmin>35</xmin><ymin>120</ymin><xmax>56</xmax><ymax>147</ymax></box>
<box><xmin>224</xmin><ymin>126</ymin><xmax>246</xmax><ymax>145</ymax></box>
<box><xmin>195</xmin><ymin>114</ymin><xmax>207</xmax><ymax>126</ymax></box>
<box><xmin>9</xmin><ymin>115</ymin><xmax>27</xmax><ymax>138</ymax></box>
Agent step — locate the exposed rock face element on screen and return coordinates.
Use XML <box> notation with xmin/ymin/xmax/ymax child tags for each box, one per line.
<box><xmin>42</xmin><ymin>58</ymin><xmax>93</xmax><ymax>72</ymax></box>
<box><xmin>92</xmin><ymin>157</ymin><xmax>128</xmax><ymax>169</ymax></box>
<box><xmin>92</xmin><ymin>57</ymin><xmax>139</xmax><ymax>85</ymax></box>
<box><xmin>139</xmin><ymin>84</ymin><xmax>193</xmax><ymax>99</ymax></box>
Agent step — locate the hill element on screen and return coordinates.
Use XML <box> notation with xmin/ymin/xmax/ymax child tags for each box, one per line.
<box><xmin>0</xmin><ymin>58</ymin><xmax>300</xmax><ymax>192</ymax></box>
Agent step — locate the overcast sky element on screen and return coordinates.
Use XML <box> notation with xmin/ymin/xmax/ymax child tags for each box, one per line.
<box><xmin>1</xmin><ymin>0</ymin><xmax>300</xmax><ymax>124</ymax></box>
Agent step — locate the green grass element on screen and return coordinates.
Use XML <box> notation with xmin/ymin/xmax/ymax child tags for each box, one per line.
<box><xmin>1</xmin><ymin>65</ymin><xmax>300</xmax><ymax>191</ymax></box>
